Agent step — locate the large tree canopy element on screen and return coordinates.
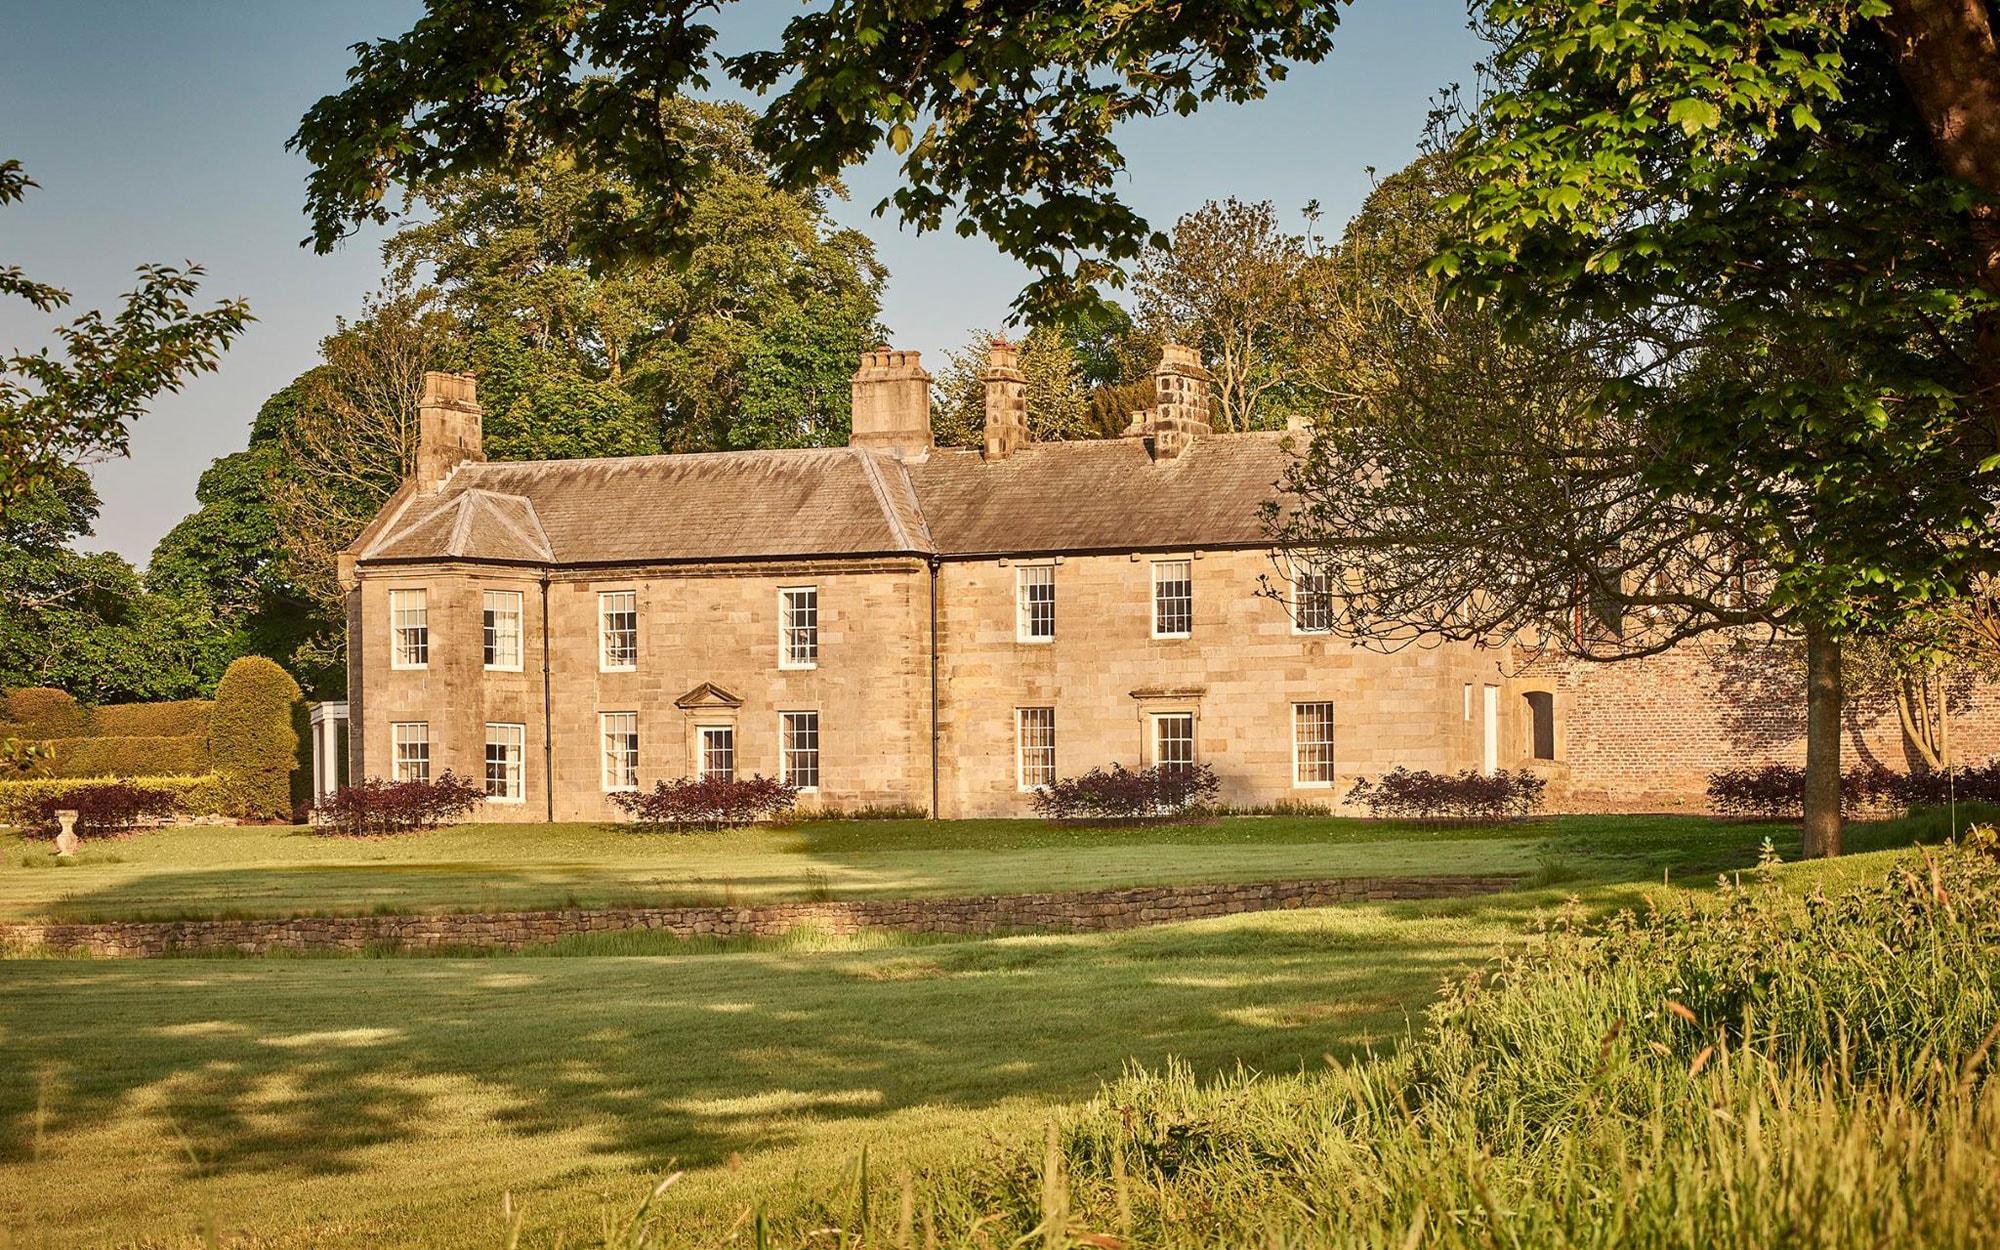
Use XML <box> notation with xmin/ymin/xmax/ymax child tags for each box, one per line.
<box><xmin>291</xmin><ymin>1</ymin><xmax>1345</xmax><ymax>319</ymax></box>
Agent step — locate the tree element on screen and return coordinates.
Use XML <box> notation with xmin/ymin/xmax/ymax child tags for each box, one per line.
<box><xmin>1</xmin><ymin>159</ymin><xmax>250</xmax><ymax>511</ymax></box>
<box><xmin>271</xmin><ymin>289</ymin><xmax>461</xmax><ymax>623</ymax></box>
<box><xmin>931</xmin><ymin>326</ymin><xmax>1095</xmax><ymax>447</ymax></box>
<box><xmin>1134</xmin><ymin>198</ymin><xmax>1334</xmax><ymax>431</ymax></box>
<box><xmin>382</xmin><ymin>109</ymin><xmax>887</xmax><ymax>451</ymax></box>
<box><xmin>0</xmin><ymin>466</ymin><xmax>208</xmax><ymax>702</ymax></box>
<box><xmin>1277</xmin><ymin>8</ymin><xmax>2000</xmax><ymax>858</ymax></box>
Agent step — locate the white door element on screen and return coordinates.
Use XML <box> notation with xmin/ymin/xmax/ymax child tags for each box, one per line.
<box><xmin>1482</xmin><ymin>685</ymin><xmax>1500</xmax><ymax>776</ymax></box>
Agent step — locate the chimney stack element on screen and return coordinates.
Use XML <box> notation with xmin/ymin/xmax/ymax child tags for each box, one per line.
<box><xmin>981</xmin><ymin>338</ymin><xmax>1028</xmax><ymax>461</ymax></box>
<box><xmin>849</xmin><ymin>347</ymin><xmax>933</xmax><ymax>459</ymax></box>
<box><xmin>1116</xmin><ymin>344</ymin><xmax>1214</xmax><ymax>460</ymax></box>
<box><xmin>416</xmin><ymin>371</ymin><xmax>484</xmax><ymax>492</ymax></box>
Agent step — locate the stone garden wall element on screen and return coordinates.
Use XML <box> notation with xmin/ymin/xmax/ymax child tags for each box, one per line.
<box><xmin>0</xmin><ymin>874</ymin><xmax>1517</xmax><ymax>957</ymax></box>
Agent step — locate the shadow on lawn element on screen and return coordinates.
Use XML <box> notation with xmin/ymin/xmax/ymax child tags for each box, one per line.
<box><xmin>0</xmin><ymin>909</ymin><xmax>1497</xmax><ymax>1183</ymax></box>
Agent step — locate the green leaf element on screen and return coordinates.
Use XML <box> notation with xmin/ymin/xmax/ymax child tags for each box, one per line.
<box><xmin>1666</xmin><ymin>98</ymin><xmax>1722</xmax><ymax>135</ymax></box>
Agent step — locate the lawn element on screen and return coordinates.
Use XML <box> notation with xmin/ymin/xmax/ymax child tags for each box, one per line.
<box><xmin>0</xmin><ymin>811</ymin><xmax>1967</xmax><ymax>1247</ymax></box>
<box><xmin>0</xmin><ymin>815</ymin><xmax>1561</xmax><ymax>924</ymax></box>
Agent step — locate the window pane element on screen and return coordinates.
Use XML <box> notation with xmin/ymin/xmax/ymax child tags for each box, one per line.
<box><xmin>1017</xmin><ymin>707</ymin><xmax>1056</xmax><ymax>788</ymax></box>
<box><xmin>1293</xmin><ymin>702</ymin><xmax>1335</xmax><ymax>785</ymax></box>
<box><xmin>1295</xmin><ymin>568</ymin><xmax>1333</xmax><ymax>633</ymax></box>
<box><xmin>483</xmin><ymin>590</ymin><xmax>522</xmax><ymax>669</ymax></box>
<box><xmin>1017</xmin><ymin>565</ymin><xmax>1055</xmax><ymax>640</ymax></box>
<box><xmin>392</xmin><ymin>721</ymin><xmax>430</xmax><ymax>783</ymax></box>
<box><xmin>1153</xmin><ymin>561</ymin><xmax>1192</xmax><ymax>636</ymax></box>
<box><xmin>601</xmin><ymin>712</ymin><xmax>638</xmax><ymax>790</ymax></box>
<box><xmin>699</xmin><ymin>726</ymin><xmax>735</xmax><ymax>781</ymax></box>
<box><xmin>1155</xmin><ymin>714</ymin><xmax>1195</xmax><ymax>772</ymax></box>
<box><xmin>484</xmin><ymin>723</ymin><xmax>525</xmax><ymax>799</ymax></box>
<box><xmin>600</xmin><ymin>591</ymin><xmax>638</xmax><ymax>669</ymax></box>
<box><xmin>390</xmin><ymin>590</ymin><xmax>429</xmax><ymax>666</ymax></box>
<box><xmin>782</xmin><ymin>588</ymin><xmax>819</xmax><ymax>666</ymax></box>
<box><xmin>781</xmin><ymin>712</ymin><xmax>820</xmax><ymax>789</ymax></box>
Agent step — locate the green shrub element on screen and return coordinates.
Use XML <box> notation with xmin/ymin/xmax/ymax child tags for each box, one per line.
<box><xmin>37</xmin><ymin>734</ymin><xmax>211</xmax><ymax>778</ymax></box>
<box><xmin>0</xmin><ymin>774</ymin><xmax>222</xmax><ymax>829</ymax></box>
<box><xmin>0</xmin><ymin>687</ymin><xmax>85</xmax><ymax>738</ymax></box>
<box><xmin>87</xmin><ymin>699</ymin><xmax>213</xmax><ymax>739</ymax></box>
<box><xmin>209</xmin><ymin>657</ymin><xmax>302</xmax><ymax>821</ymax></box>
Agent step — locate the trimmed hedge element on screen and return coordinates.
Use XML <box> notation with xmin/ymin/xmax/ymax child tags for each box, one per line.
<box><xmin>1032</xmin><ymin>763</ymin><xmax>1221</xmax><ymax>822</ymax></box>
<box><xmin>1345</xmin><ymin>766</ymin><xmax>1548</xmax><ymax>822</ymax></box>
<box><xmin>609</xmin><ymin>775</ymin><xmax>802</xmax><ymax>830</ymax></box>
<box><xmin>88</xmin><ymin>699</ymin><xmax>213</xmax><ymax>739</ymax></box>
<box><xmin>210</xmin><ymin>657</ymin><xmax>303</xmax><ymax>820</ymax></box>
<box><xmin>0</xmin><ymin>687</ymin><xmax>85</xmax><ymax>738</ymax></box>
<box><xmin>0</xmin><ymin>774</ymin><xmax>222</xmax><ymax>831</ymax></box>
<box><xmin>313</xmin><ymin>772</ymin><xmax>486</xmax><ymax>836</ymax></box>
<box><xmin>37</xmin><ymin>735</ymin><xmax>211</xmax><ymax>779</ymax></box>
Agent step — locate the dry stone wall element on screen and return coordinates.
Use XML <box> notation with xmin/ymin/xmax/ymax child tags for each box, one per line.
<box><xmin>0</xmin><ymin>875</ymin><xmax>1517</xmax><ymax>958</ymax></box>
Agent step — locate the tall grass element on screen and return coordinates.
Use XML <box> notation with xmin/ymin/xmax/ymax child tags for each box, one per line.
<box><xmin>650</xmin><ymin>844</ymin><xmax>2000</xmax><ymax>1248</ymax></box>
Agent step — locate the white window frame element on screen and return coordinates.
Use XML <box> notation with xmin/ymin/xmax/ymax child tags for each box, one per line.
<box><xmin>697</xmin><ymin>724</ymin><xmax>736</xmax><ymax>782</ymax></box>
<box><xmin>598</xmin><ymin>590</ymin><xmax>638</xmax><ymax>673</ymax></box>
<box><xmin>1463</xmin><ymin>683</ymin><xmax>1474</xmax><ymax>721</ymax></box>
<box><xmin>482</xmin><ymin>590</ymin><xmax>524</xmax><ymax>672</ymax></box>
<box><xmin>1016</xmin><ymin>564</ymin><xmax>1056</xmax><ymax>643</ymax></box>
<box><xmin>1292</xmin><ymin>702</ymin><xmax>1336</xmax><ymax>788</ymax></box>
<box><xmin>600</xmin><ymin>712</ymin><xmax>639</xmax><ymax>791</ymax></box>
<box><xmin>1151</xmin><ymin>560</ymin><xmax>1193</xmax><ymax>640</ymax></box>
<box><xmin>779</xmin><ymin>586</ymin><xmax>819</xmax><ymax>670</ymax></box>
<box><xmin>1152</xmin><ymin>712</ymin><xmax>1196</xmax><ymax>773</ymax></box>
<box><xmin>388</xmin><ymin>589</ymin><xmax>429</xmax><ymax>670</ymax></box>
<box><xmin>780</xmin><ymin>711</ymin><xmax>820</xmax><ymax>791</ymax></box>
<box><xmin>1292</xmin><ymin>565</ymin><xmax>1334</xmax><ymax>635</ymax></box>
<box><xmin>1016</xmin><ymin>707</ymin><xmax>1056</xmax><ymax>791</ymax></box>
<box><xmin>484</xmin><ymin>722</ymin><xmax>526</xmax><ymax>802</ymax></box>
<box><xmin>391</xmin><ymin>721</ymin><xmax>430</xmax><ymax>783</ymax></box>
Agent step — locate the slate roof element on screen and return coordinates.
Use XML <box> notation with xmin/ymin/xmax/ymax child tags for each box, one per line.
<box><xmin>351</xmin><ymin>433</ymin><xmax>1296</xmax><ymax>567</ymax></box>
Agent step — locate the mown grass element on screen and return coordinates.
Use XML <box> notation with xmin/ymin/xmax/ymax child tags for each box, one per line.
<box><xmin>0</xmin><ymin>814</ymin><xmax>1559</xmax><ymax>924</ymax></box>
<box><xmin>0</xmin><ymin>897</ymin><xmax>1522</xmax><ymax>1247</ymax></box>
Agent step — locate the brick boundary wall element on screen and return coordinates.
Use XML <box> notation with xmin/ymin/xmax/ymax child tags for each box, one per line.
<box><xmin>0</xmin><ymin>875</ymin><xmax>1519</xmax><ymax>958</ymax></box>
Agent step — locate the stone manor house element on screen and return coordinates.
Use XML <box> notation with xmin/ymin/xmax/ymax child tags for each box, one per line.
<box><xmin>338</xmin><ymin>346</ymin><xmax>1994</xmax><ymax>820</ymax></box>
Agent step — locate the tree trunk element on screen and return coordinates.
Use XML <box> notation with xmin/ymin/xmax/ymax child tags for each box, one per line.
<box><xmin>1803</xmin><ymin>628</ymin><xmax>1844</xmax><ymax>859</ymax></box>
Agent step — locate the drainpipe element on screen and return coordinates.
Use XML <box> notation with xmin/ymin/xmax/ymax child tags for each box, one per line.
<box><xmin>928</xmin><ymin>554</ymin><xmax>942</xmax><ymax>821</ymax></box>
<box><xmin>540</xmin><ymin>570</ymin><xmax>555</xmax><ymax>823</ymax></box>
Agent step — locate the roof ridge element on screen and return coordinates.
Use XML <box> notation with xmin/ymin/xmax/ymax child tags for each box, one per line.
<box><xmin>461</xmin><ymin>444</ymin><xmax>860</xmax><ymax>475</ymax></box>
<box><xmin>445</xmin><ymin>494</ymin><xmax>477</xmax><ymax>556</ymax></box>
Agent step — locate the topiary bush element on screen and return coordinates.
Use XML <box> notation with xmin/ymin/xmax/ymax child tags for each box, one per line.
<box><xmin>312</xmin><ymin>772</ymin><xmax>485</xmax><ymax>836</ymax></box>
<box><xmin>0</xmin><ymin>687</ymin><xmax>85</xmax><ymax>739</ymax></box>
<box><xmin>1345</xmin><ymin>766</ymin><xmax>1548</xmax><ymax>822</ymax></box>
<box><xmin>609</xmin><ymin>775</ymin><xmax>801</xmax><ymax>830</ymax></box>
<box><xmin>209</xmin><ymin>656</ymin><xmax>303</xmax><ymax>821</ymax></box>
<box><xmin>1032</xmin><ymin>763</ymin><xmax>1221</xmax><ymax>822</ymax></box>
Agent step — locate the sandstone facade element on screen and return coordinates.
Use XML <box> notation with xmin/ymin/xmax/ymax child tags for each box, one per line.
<box><xmin>341</xmin><ymin>350</ymin><xmax>1999</xmax><ymax>822</ymax></box>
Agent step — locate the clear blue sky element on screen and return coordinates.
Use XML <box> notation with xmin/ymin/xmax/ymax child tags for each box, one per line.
<box><xmin>0</xmin><ymin>0</ymin><xmax>1483</xmax><ymax>564</ymax></box>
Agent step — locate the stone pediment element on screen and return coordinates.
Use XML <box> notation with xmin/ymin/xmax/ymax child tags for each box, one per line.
<box><xmin>1129</xmin><ymin>686</ymin><xmax>1207</xmax><ymax>701</ymax></box>
<box><xmin>674</xmin><ymin>682</ymin><xmax>745</xmax><ymax>710</ymax></box>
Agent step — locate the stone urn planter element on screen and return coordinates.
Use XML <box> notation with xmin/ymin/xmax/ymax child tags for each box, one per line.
<box><xmin>53</xmin><ymin>809</ymin><xmax>79</xmax><ymax>857</ymax></box>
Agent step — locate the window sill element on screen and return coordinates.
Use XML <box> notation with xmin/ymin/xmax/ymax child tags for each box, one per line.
<box><xmin>484</xmin><ymin>665</ymin><xmax>525</xmax><ymax>674</ymax></box>
<box><xmin>603</xmin><ymin>785</ymin><xmax>639</xmax><ymax>794</ymax></box>
<box><xmin>599</xmin><ymin>665</ymin><xmax>638</xmax><ymax>674</ymax></box>
<box><xmin>1152</xmin><ymin>632</ymin><xmax>1192</xmax><ymax>642</ymax></box>
<box><xmin>390</xmin><ymin>663</ymin><xmax>429</xmax><ymax>672</ymax></box>
<box><xmin>778</xmin><ymin>662</ymin><xmax>819</xmax><ymax>672</ymax></box>
<box><xmin>1016</xmin><ymin>636</ymin><xmax>1056</xmax><ymax>646</ymax></box>
<box><xmin>485</xmin><ymin>796</ymin><xmax>526</xmax><ymax>805</ymax></box>
<box><xmin>1291</xmin><ymin>780</ymin><xmax>1336</xmax><ymax>790</ymax></box>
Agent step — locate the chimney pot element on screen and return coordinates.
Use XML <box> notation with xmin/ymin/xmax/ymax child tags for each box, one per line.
<box><xmin>849</xmin><ymin>347</ymin><xmax>934</xmax><ymax>459</ymax></box>
<box><xmin>981</xmin><ymin>337</ymin><xmax>1028</xmax><ymax>461</ymax></box>
<box><xmin>416</xmin><ymin>371</ymin><xmax>484</xmax><ymax>491</ymax></box>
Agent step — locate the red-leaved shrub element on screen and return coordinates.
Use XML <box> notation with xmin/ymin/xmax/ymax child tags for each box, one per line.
<box><xmin>1707</xmin><ymin>760</ymin><xmax>2000</xmax><ymax>818</ymax></box>
<box><xmin>609</xmin><ymin>775</ymin><xmax>800</xmax><ymax>830</ymax></box>
<box><xmin>4</xmin><ymin>781</ymin><xmax>181</xmax><ymax>838</ymax></box>
<box><xmin>1032</xmin><ymin>763</ymin><xmax>1221</xmax><ymax>822</ymax></box>
<box><xmin>312</xmin><ymin>771</ymin><xmax>484</xmax><ymax>836</ymax></box>
<box><xmin>1345</xmin><ymin>767</ymin><xmax>1547</xmax><ymax>822</ymax></box>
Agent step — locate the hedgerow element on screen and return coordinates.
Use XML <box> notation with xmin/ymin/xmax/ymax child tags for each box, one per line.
<box><xmin>1707</xmin><ymin>761</ymin><xmax>2000</xmax><ymax>818</ymax></box>
<box><xmin>609</xmin><ymin>775</ymin><xmax>801</xmax><ymax>830</ymax></box>
<box><xmin>36</xmin><ymin>734</ymin><xmax>211</xmax><ymax>779</ymax></box>
<box><xmin>1032</xmin><ymin>763</ymin><xmax>1220</xmax><ymax>822</ymax></box>
<box><xmin>0</xmin><ymin>774</ymin><xmax>221</xmax><ymax>827</ymax></box>
<box><xmin>0</xmin><ymin>687</ymin><xmax>85</xmax><ymax>738</ymax></box>
<box><xmin>88</xmin><ymin>699</ymin><xmax>213</xmax><ymax>739</ymax></box>
<box><xmin>1345</xmin><ymin>766</ymin><xmax>1547</xmax><ymax>822</ymax></box>
<box><xmin>0</xmin><ymin>778</ymin><xmax>201</xmax><ymax>837</ymax></box>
